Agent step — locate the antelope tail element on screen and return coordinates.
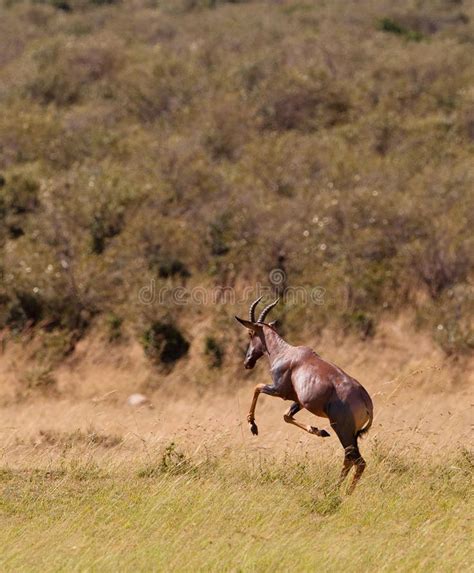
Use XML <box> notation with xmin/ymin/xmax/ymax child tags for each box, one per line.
<box><xmin>356</xmin><ymin>404</ymin><xmax>373</xmax><ymax>439</ymax></box>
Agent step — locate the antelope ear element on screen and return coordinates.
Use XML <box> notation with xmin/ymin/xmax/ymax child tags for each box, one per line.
<box><xmin>235</xmin><ymin>316</ymin><xmax>256</xmax><ymax>330</ymax></box>
<box><xmin>268</xmin><ymin>320</ymin><xmax>278</xmax><ymax>330</ymax></box>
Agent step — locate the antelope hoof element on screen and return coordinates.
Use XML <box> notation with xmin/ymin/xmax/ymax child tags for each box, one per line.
<box><xmin>249</xmin><ymin>420</ymin><xmax>259</xmax><ymax>436</ymax></box>
<box><xmin>308</xmin><ymin>426</ymin><xmax>330</xmax><ymax>437</ymax></box>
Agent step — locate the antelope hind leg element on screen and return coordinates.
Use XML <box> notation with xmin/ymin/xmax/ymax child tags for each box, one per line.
<box><xmin>338</xmin><ymin>445</ymin><xmax>366</xmax><ymax>494</ymax></box>
<box><xmin>347</xmin><ymin>456</ymin><xmax>366</xmax><ymax>494</ymax></box>
<box><xmin>338</xmin><ymin>456</ymin><xmax>354</xmax><ymax>486</ymax></box>
<box><xmin>283</xmin><ymin>403</ymin><xmax>330</xmax><ymax>437</ymax></box>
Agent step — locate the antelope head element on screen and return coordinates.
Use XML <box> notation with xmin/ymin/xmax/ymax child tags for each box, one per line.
<box><xmin>235</xmin><ymin>296</ymin><xmax>279</xmax><ymax>369</ymax></box>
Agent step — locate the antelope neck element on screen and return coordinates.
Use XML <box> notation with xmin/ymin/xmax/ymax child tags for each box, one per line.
<box><xmin>261</xmin><ymin>325</ymin><xmax>290</xmax><ymax>363</ymax></box>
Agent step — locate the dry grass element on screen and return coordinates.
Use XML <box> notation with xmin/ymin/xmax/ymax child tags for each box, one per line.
<box><xmin>1</xmin><ymin>320</ymin><xmax>472</xmax><ymax>571</ymax></box>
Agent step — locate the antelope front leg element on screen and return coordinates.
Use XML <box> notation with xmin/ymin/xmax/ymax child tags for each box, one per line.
<box><xmin>247</xmin><ymin>383</ymin><xmax>266</xmax><ymax>436</ymax></box>
<box><xmin>283</xmin><ymin>402</ymin><xmax>330</xmax><ymax>437</ymax></box>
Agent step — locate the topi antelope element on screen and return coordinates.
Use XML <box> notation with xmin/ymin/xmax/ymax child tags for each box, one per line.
<box><xmin>235</xmin><ymin>296</ymin><xmax>374</xmax><ymax>493</ymax></box>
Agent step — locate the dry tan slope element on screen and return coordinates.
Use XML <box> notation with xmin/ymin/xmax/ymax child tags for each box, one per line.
<box><xmin>0</xmin><ymin>315</ymin><xmax>472</xmax><ymax>467</ymax></box>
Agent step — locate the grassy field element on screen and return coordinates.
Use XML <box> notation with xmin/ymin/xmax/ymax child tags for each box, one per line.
<box><xmin>1</xmin><ymin>322</ymin><xmax>472</xmax><ymax>571</ymax></box>
<box><xmin>0</xmin><ymin>1</ymin><xmax>473</xmax><ymax>569</ymax></box>
<box><xmin>1</xmin><ymin>342</ymin><xmax>472</xmax><ymax>573</ymax></box>
<box><xmin>1</xmin><ymin>443</ymin><xmax>472</xmax><ymax>572</ymax></box>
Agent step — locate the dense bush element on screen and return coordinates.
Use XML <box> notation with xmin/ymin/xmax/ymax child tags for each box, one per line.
<box><xmin>142</xmin><ymin>321</ymin><xmax>190</xmax><ymax>365</ymax></box>
<box><xmin>0</xmin><ymin>0</ymin><xmax>472</xmax><ymax>362</ymax></box>
<box><xmin>378</xmin><ymin>18</ymin><xmax>424</xmax><ymax>42</ymax></box>
<box><xmin>204</xmin><ymin>336</ymin><xmax>224</xmax><ymax>368</ymax></box>
<box><xmin>0</xmin><ymin>171</ymin><xmax>40</xmax><ymax>238</ymax></box>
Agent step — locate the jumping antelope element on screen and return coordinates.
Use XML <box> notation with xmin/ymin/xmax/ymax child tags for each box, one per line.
<box><xmin>235</xmin><ymin>297</ymin><xmax>374</xmax><ymax>493</ymax></box>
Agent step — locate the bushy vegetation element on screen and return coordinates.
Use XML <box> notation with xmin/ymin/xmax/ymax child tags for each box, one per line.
<box><xmin>0</xmin><ymin>0</ymin><xmax>473</xmax><ymax>368</ymax></box>
<box><xmin>142</xmin><ymin>320</ymin><xmax>190</xmax><ymax>365</ymax></box>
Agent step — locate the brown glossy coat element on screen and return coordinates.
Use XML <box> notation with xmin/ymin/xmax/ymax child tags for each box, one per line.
<box><xmin>236</xmin><ymin>317</ymin><xmax>374</xmax><ymax>492</ymax></box>
<box><xmin>267</xmin><ymin>327</ymin><xmax>370</xmax><ymax>419</ymax></box>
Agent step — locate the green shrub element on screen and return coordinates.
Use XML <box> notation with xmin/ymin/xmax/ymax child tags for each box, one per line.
<box><xmin>0</xmin><ymin>0</ymin><xmax>472</xmax><ymax>360</ymax></box>
<box><xmin>5</xmin><ymin>291</ymin><xmax>44</xmax><ymax>331</ymax></box>
<box><xmin>259</xmin><ymin>74</ymin><xmax>350</xmax><ymax>132</ymax></box>
<box><xmin>144</xmin><ymin>242</ymin><xmax>191</xmax><ymax>280</ymax></box>
<box><xmin>0</xmin><ymin>172</ymin><xmax>40</xmax><ymax>238</ymax></box>
<box><xmin>378</xmin><ymin>18</ymin><xmax>424</xmax><ymax>42</ymax></box>
<box><xmin>207</xmin><ymin>214</ymin><xmax>232</xmax><ymax>257</ymax></box>
<box><xmin>342</xmin><ymin>310</ymin><xmax>376</xmax><ymax>340</ymax></box>
<box><xmin>142</xmin><ymin>321</ymin><xmax>190</xmax><ymax>365</ymax></box>
<box><xmin>1</xmin><ymin>173</ymin><xmax>40</xmax><ymax>215</ymax></box>
<box><xmin>428</xmin><ymin>286</ymin><xmax>474</xmax><ymax>356</ymax></box>
<box><xmin>204</xmin><ymin>336</ymin><xmax>224</xmax><ymax>368</ymax></box>
<box><xmin>90</xmin><ymin>209</ymin><xmax>124</xmax><ymax>254</ymax></box>
<box><xmin>413</xmin><ymin>240</ymin><xmax>470</xmax><ymax>299</ymax></box>
<box><xmin>41</xmin><ymin>0</ymin><xmax>72</xmax><ymax>11</ymax></box>
<box><xmin>157</xmin><ymin>259</ymin><xmax>191</xmax><ymax>279</ymax></box>
<box><xmin>106</xmin><ymin>313</ymin><xmax>123</xmax><ymax>343</ymax></box>
<box><xmin>26</xmin><ymin>40</ymin><xmax>120</xmax><ymax>106</ymax></box>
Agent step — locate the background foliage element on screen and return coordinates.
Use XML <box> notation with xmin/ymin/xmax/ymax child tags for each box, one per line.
<box><xmin>0</xmin><ymin>0</ymin><xmax>473</xmax><ymax>368</ymax></box>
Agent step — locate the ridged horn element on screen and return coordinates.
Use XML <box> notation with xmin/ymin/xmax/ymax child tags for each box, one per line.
<box><xmin>257</xmin><ymin>298</ymin><xmax>280</xmax><ymax>323</ymax></box>
<box><xmin>249</xmin><ymin>296</ymin><xmax>263</xmax><ymax>322</ymax></box>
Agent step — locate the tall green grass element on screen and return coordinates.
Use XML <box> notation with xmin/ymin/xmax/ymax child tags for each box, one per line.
<box><xmin>1</xmin><ymin>444</ymin><xmax>471</xmax><ymax>572</ymax></box>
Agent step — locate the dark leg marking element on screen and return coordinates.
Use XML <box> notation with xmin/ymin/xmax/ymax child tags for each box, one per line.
<box><xmin>288</xmin><ymin>402</ymin><xmax>301</xmax><ymax>417</ymax></box>
<box><xmin>329</xmin><ymin>403</ymin><xmax>366</xmax><ymax>492</ymax></box>
<box><xmin>348</xmin><ymin>453</ymin><xmax>366</xmax><ymax>494</ymax></box>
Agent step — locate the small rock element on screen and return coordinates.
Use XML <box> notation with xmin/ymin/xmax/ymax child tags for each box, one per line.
<box><xmin>126</xmin><ymin>393</ymin><xmax>151</xmax><ymax>408</ymax></box>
